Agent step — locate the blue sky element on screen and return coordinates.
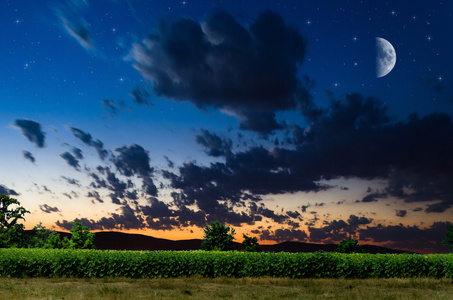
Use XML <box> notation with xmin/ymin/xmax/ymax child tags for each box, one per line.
<box><xmin>1</xmin><ymin>0</ymin><xmax>452</xmax><ymax>253</ymax></box>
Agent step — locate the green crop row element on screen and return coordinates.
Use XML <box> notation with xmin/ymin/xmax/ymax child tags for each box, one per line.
<box><xmin>1</xmin><ymin>248</ymin><xmax>452</xmax><ymax>279</ymax></box>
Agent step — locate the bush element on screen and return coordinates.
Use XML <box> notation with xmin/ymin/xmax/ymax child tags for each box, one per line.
<box><xmin>442</xmin><ymin>222</ymin><xmax>453</xmax><ymax>252</ymax></box>
<box><xmin>242</xmin><ymin>234</ymin><xmax>262</xmax><ymax>252</ymax></box>
<box><xmin>68</xmin><ymin>222</ymin><xmax>96</xmax><ymax>249</ymax></box>
<box><xmin>201</xmin><ymin>221</ymin><xmax>235</xmax><ymax>251</ymax></box>
<box><xmin>28</xmin><ymin>222</ymin><xmax>70</xmax><ymax>249</ymax></box>
<box><xmin>335</xmin><ymin>239</ymin><xmax>366</xmax><ymax>254</ymax></box>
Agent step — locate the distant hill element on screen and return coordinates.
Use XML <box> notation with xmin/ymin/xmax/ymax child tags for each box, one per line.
<box><xmin>24</xmin><ymin>230</ymin><xmax>408</xmax><ymax>253</ymax></box>
<box><xmin>91</xmin><ymin>231</ymin><xmax>408</xmax><ymax>254</ymax></box>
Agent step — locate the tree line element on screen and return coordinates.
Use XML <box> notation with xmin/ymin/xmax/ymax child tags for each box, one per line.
<box><xmin>0</xmin><ymin>195</ymin><xmax>95</xmax><ymax>249</ymax></box>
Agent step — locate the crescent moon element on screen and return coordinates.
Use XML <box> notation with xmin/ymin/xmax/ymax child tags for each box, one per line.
<box><xmin>376</xmin><ymin>37</ymin><xmax>396</xmax><ymax>78</ymax></box>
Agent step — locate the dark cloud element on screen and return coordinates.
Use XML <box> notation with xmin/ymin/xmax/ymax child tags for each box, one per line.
<box><xmin>72</xmin><ymin>147</ymin><xmax>83</xmax><ymax>159</ymax></box>
<box><xmin>56</xmin><ymin>205</ymin><xmax>146</xmax><ymax>231</ymax></box>
<box><xmin>275</xmin><ymin>95</ymin><xmax>452</xmax><ymax>212</ymax></box>
<box><xmin>286</xmin><ymin>210</ymin><xmax>301</xmax><ymax>219</ymax></box>
<box><xmin>61</xmin><ymin>176</ymin><xmax>81</xmax><ymax>187</ymax></box>
<box><xmin>60</xmin><ymin>152</ymin><xmax>80</xmax><ymax>170</ymax></box>
<box><xmin>195</xmin><ymin>129</ymin><xmax>232</xmax><ymax>157</ymax></box>
<box><xmin>39</xmin><ymin>204</ymin><xmax>60</xmax><ymax>214</ymax></box>
<box><xmin>88</xmin><ymin>169</ymin><xmax>107</xmax><ymax>189</ymax></box>
<box><xmin>142</xmin><ymin>198</ymin><xmax>173</xmax><ymax>218</ymax></box>
<box><xmin>130</xmin><ymin>86</ymin><xmax>152</xmax><ymax>106</ymax></box>
<box><xmin>69</xmin><ymin>127</ymin><xmax>109</xmax><ymax>160</ymax></box>
<box><xmin>347</xmin><ymin>215</ymin><xmax>373</xmax><ymax>227</ymax></box>
<box><xmin>163</xmin><ymin>141</ymin><xmax>328</xmax><ymax>224</ymax></box>
<box><xmin>358</xmin><ymin>222</ymin><xmax>450</xmax><ymax>253</ymax></box>
<box><xmin>359</xmin><ymin>192</ymin><xmax>387</xmax><ymax>203</ymax></box>
<box><xmin>113</xmin><ymin>144</ymin><xmax>153</xmax><ymax>177</ymax></box>
<box><xmin>104</xmin><ymin>167</ymin><xmax>128</xmax><ymax>203</ymax></box>
<box><xmin>87</xmin><ymin>163</ymin><xmax>155</xmax><ymax>204</ymax></box>
<box><xmin>22</xmin><ymin>151</ymin><xmax>35</xmax><ymax>163</ymax></box>
<box><xmin>62</xmin><ymin>193</ymin><xmax>72</xmax><ymax>199</ymax></box>
<box><xmin>130</xmin><ymin>10</ymin><xmax>315</xmax><ymax>134</ymax></box>
<box><xmin>308</xmin><ymin>215</ymin><xmax>373</xmax><ymax>243</ymax></box>
<box><xmin>174</xmin><ymin>206</ymin><xmax>207</xmax><ymax>228</ymax></box>
<box><xmin>259</xmin><ymin>228</ymin><xmax>308</xmax><ymax>243</ymax></box>
<box><xmin>164</xmin><ymin>156</ymin><xmax>175</xmax><ymax>168</ymax></box>
<box><xmin>0</xmin><ymin>184</ymin><xmax>19</xmax><ymax>196</ymax></box>
<box><xmin>395</xmin><ymin>209</ymin><xmax>407</xmax><ymax>217</ymax></box>
<box><xmin>425</xmin><ymin>201</ymin><xmax>451</xmax><ymax>213</ymax></box>
<box><xmin>113</xmin><ymin>144</ymin><xmax>158</xmax><ymax>197</ymax></box>
<box><xmin>87</xmin><ymin>191</ymin><xmax>103</xmax><ymax>203</ymax></box>
<box><xmin>249</xmin><ymin>202</ymin><xmax>288</xmax><ymax>224</ymax></box>
<box><xmin>14</xmin><ymin>119</ymin><xmax>46</xmax><ymax>148</ymax></box>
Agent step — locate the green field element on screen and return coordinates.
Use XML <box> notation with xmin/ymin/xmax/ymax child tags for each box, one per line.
<box><xmin>1</xmin><ymin>248</ymin><xmax>452</xmax><ymax>299</ymax></box>
<box><xmin>1</xmin><ymin>277</ymin><xmax>453</xmax><ymax>299</ymax></box>
<box><xmin>1</xmin><ymin>248</ymin><xmax>452</xmax><ymax>279</ymax></box>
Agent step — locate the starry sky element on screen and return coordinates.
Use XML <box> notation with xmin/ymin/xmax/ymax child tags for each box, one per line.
<box><xmin>1</xmin><ymin>0</ymin><xmax>452</xmax><ymax>253</ymax></box>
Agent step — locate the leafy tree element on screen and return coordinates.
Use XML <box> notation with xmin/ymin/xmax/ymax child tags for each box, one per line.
<box><xmin>201</xmin><ymin>221</ymin><xmax>235</xmax><ymax>251</ymax></box>
<box><xmin>68</xmin><ymin>221</ymin><xmax>96</xmax><ymax>249</ymax></box>
<box><xmin>0</xmin><ymin>195</ymin><xmax>30</xmax><ymax>248</ymax></box>
<box><xmin>29</xmin><ymin>222</ymin><xmax>69</xmax><ymax>249</ymax></box>
<box><xmin>242</xmin><ymin>234</ymin><xmax>262</xmax><ymax>252</ymax></box>
<box><xmin>335</xmin><ymin>239</ymin><xmax>367</xmax><ymax>254</ymax></box>
<box><xmin>442</xmin><ymin>222</ymin><xmax>453</xmax><ymax>252</ymax></box>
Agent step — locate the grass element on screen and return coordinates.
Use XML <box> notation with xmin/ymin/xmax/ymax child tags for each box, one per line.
<box><xmin>0</xmin><ymin>277</ymin><xmax>452</xmax><ymax>299</ymax></box>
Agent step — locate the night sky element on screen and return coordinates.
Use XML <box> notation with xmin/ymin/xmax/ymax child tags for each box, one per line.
<box><xmin>1</xmin><ymin>0</ymin><xmax>452</xmax><ymax>253</ymax></box>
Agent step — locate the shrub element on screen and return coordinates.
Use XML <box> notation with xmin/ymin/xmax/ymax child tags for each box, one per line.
<box><xmin>68</xmin><ymin>222</ymin><xmax>96</xmax><ymax>249</ymax></box>
<box><xmin>242</xmin><ymin>234</ymin><xmax>262</xmax><ymax>252</ymax></box>
<box><xmin>335</xmin><ymin>239</ymin><xmax>366</xmax><ymax>254</ymax></box>
<box><xmin>28</xmin><ymin>222</ymin><xmax>70</xmax><ymax>249</ymax></box>
<box><xmin>201</xmin><ymin>221</ymin><xmax>235</xmax><ymax>251</ymax></box>
<box><xmin>442</xmin><ymin>222</ymin><xmax>453</xmax><ymax>252</ymax></box>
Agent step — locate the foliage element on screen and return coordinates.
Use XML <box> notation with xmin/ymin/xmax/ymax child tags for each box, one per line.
<box><xmin>335</xmin><ymin>239</ymin><xmax>367</xmax><ymax>254</ymax></box>
<box><xmin>28</xmin><ymin>223</ymin><xmax>70</xmax><ymax>249</ymax></box>
<box><xmin>0</xmin><ymin>195</ymin><xmax>30</xmax><ymax>248</ymax></box>
<box><xmin>201</xmin><ymin>221</ymin><xmax>235</xmax><ymax>251</ymax></box>
<box><xmin>28</xmin><ymin>221</ymin><xmax>94</xmax><ymax>249</ymax></box>
<box><xmin>242</xmin><ymin>234</ymin><xmax>262</xmax><ymax>252</ymax></box>
<box><xmin>442</xmin><ymin>222</ymin><xmax>453</xmax><ymax>252</ymax></box>
<box><xmin>0</xmin><ymin>249</ymin><xmax>452</xmax><ymax>279</ymax></box>
<box><xmin>67</xmin><ymin>222</ymin><xmax>96</xmax><ymax>249</ymax></box>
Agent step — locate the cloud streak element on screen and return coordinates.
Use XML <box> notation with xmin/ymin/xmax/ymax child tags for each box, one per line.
<box><xmin>14</xmin><ymin>119</ymin><xmax>46</xmax><ymax>148</ymax></box>
<box><xmin>22</xmin><ymin>151</ymin><xmax>36</xmax><ymax>163</ymax></box>
<box><xmin>70</xmin><ymin>127</ymin><xmax>109</xmax><ymax>160</ymax></box>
